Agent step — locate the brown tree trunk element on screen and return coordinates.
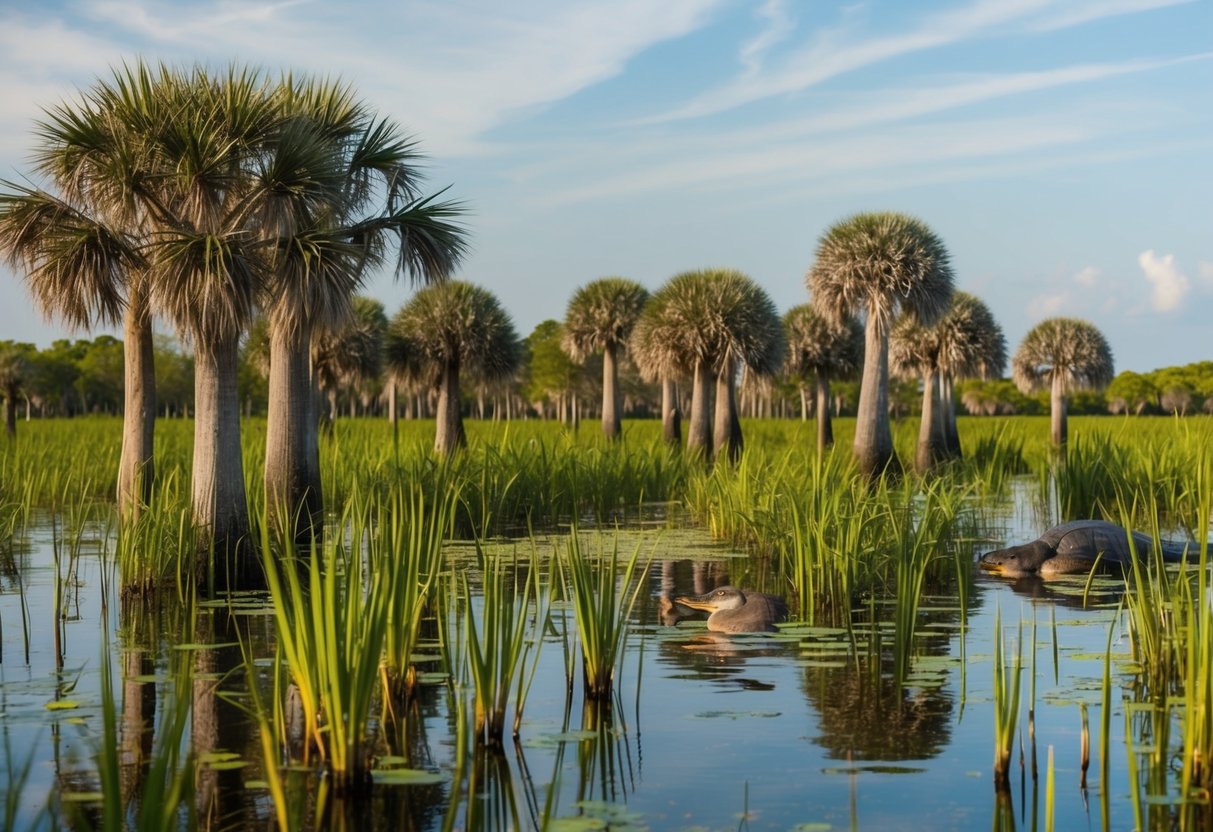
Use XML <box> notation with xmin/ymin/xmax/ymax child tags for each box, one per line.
<box><xmin>854</xmin><ymin>317</ymin><xmax>898</xmax><ymax>478</ymax></box>
<box><xmin>265</xmin><ymin>323</ymin><xmax>322</xmax><ymax>545</ymax></box>
<box><xmin>687</xmin><ymin>360</ymin><xmax>714</xmax><ymax>459</ymax></box>
<box><xmin>117</xmin><ymin>289</ymin><xmax>156</xmax><ymax>520</ymax></box>
<box><xmin>601</xmin><ymin>344</ymin><xmax>622</xmax><ymax>440</ymax></box>
<box><xmin>192</xmin><ymin>334</ymin><xmax>253</xmax><ymax>589</ymax></box>
<box><xmin>661</xmin><ymin>376</ymin><xmax>681</xmax><ymax>446</ymax></box>
<box><xmin>915</xmin><ymin>368</ymin><xmax>940</xmax><ymax>474</ymax></box>
<box><xmin>713</xmin><ymin>355</ymin><xmax>742</xmax><ymax>464</ymax></box>
<box><xmin>815</xmin><ymin>375</ymin><xmax>834</xmax><ymax>455</ymax></box>
<box><xmin>1050</xmin><ymin>373</ymin><xmax>1067</xmax><ymax>448</ymax></box>
<box><xmin>434</xmin><ymin>356</ymin><xmax>466</xmax><ymax>455</ymax></box>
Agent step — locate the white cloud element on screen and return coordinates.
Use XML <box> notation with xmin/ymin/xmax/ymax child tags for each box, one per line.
<box><xmin>1028</xmin><ymin>291</ymin><xmax>1070</xmax><ymax>318</ymax></box>
<box><xmin>1073</xmin><ymin>266</ymin><xmax>1101</xmax><ymax>287</ymax></box>
<box><xmin>739</xmin><ymin>0</ymin><xmax>796</xmax><ymax>74</ymax></box>
<box><xmin>1199</xmin><ymin>261</ymin><xmax>1213</xmax><ymax>288</ymax></box>
<box><xmin>1138</xmin><ymin>249</ymin><xmax>1190</xmax><ymax>311</ymax></box>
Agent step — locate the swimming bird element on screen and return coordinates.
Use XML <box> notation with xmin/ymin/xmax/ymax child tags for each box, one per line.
<box><xmin>673</xmin><ymin>586</ymin><xmax>788</xmax><ymax>633</ymax></box>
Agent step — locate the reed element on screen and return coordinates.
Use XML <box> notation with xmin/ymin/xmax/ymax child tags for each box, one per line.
<box><xmin>259</xmin><ymin>496</ymin><xmax>391</xmax><ymax>790</ymax></box>
<box><xmin>463</xmin><ymin>542</ymin><xmax>548</xmax><ymax>746</ymax></box>
<box><xmin>559</xmin><ymin>529</ymin><xmax>648</xmax><ymax>700</ymax></box>
<box><xmin>991</xmin><ymin>607</ymin><xmax>1023</xmax><ymax>790</ymax></box>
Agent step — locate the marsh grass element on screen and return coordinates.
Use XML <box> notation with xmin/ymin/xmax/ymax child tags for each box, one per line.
<box><xmin>560</xmin><ymin>530</ymin><xmax>648</xmax><ymax>700</ymax></box>
<box><xmin>992</xmin><ymin>607</ymin><xmax>1023</xmax><ymax>789</ymax></box>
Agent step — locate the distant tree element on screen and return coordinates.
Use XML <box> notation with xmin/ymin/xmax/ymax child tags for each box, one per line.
<box><xmin>630</xmin><ymin>302</ymin><xmax>684</xmax><ymax>445</ymax></box>
<box><xmin>1106</xmin><ymin>370</ymin><xmax>1157</xmax><ymax>415</ymax></box>
<box><xmin>313</xmin><ymin>296</ymin><xmax>387</xmax><ymax>423</ymax></box>
<box><xmin>0</xmin><ymin>343</ymin><xmax>33</xmax><ymax>436</ymax></box>
<box><xmin>562</xmin><ymin>277</ymin><xmax>649</xmax><ymax>440</ymax></box>
<box><xmin>783</xmin><ymin>304</ymin><xmax>863</xmax><ymax>455</ymax></box>
<box><xmin>155</xmin><ymin>335</ymin><xmax>195</xmax><ymax>417</ymax></box>
<box><xmin>24</xmin><ymin>347</ymin><xmax>80</xmax><ymax>416</ymax></box>
<box><xmin>75</xmin><ymin>336</ymin><xmax>125</xmax><ymax>414</ymax></box>
<box><xmin>808</xmin><ymin>212</ymin><xmax>955</xmax><ymax>477</ymax></box>
<box><xmin>1012</xmin><ymin>317</ymin><xmax>1114</xmax><ymax>447</ymax></box>
<box><xmin>524</xmin><ymin>320</ymin><xmax>582</xmax><ymax>420</ymax></box>
<box><xmin>393</xmin><ymin>281</ymin><xmax>520</xmax><ymax>454</ymax></box>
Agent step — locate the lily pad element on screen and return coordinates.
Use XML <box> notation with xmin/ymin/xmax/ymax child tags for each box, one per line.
<box><xmin>370</xmin><ymin>768</ymin><xmax>446</xmax><ymax>785</ymax></box>
<box><xmin>45</xmin><ymin>700</ymin><xmax>81</xmax><ymax>711</ymax></box>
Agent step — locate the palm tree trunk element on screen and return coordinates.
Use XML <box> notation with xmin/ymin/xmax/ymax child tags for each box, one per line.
<box><xmin>117</xmin><ymin>289</ymin><xmax>156</xmax><ymax>519</ymax></box>
<box><xmin>854</xmin><ymin>319</ymin><xmax>898</xmax><ymax>478</ymax></box>
<box><xmin>434</xmin><ymin>356</ymin><xmax>466</xmax><ymax>455</ymax></box>
<box><xmin>713</xmin><ymin>355</ymin><xmax>742</xmax><ymax>464</ymax></box>
<box><xmin>687</xmin><ymin>360</ymin><xmax>714</xmax><ymax>459</ymax></box>
<box><xmin>815</xmin><ymin>375</ymin><xmax>833</xmax><ymax>454</ymax></box>
<box><xmin>661</xmin><ymin>376</ymin><xmax>681</xmax><ymax>445</ymax></box>
<box><xmin>940</xmin><ymin>374</ymin><xmax>961</xmax><ymax>459</ymax></box>
<box><xmin>265</xmin><ymin>324</ymin><xmax>322</xmax><ymax>545</ymax></box>
<box><xmin>601</xmin><ymin>344</ymin><xmax>622</xmax><ymax>440</ymax></box>
<box><xmin>1050</xmin><ymin>373</ymin><xmax>1067</xmax><ymax>448</ymax></box>
<box><xmin>192</xmin><ymin>334</ymin><xmax>252</xmax><ymax>588</ymax></box>
<box><xmin>915</xmin><ymin>369</ymin><xmax>939</xmax><ymax>474</ymax></box>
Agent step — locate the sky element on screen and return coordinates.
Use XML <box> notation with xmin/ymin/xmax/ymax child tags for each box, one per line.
<box><xmin>0</xmin><ymin>0</ymin><xmax>1210</xmax><ymax>374</ymax></box>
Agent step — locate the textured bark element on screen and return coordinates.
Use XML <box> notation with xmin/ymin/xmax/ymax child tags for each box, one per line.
<box><xmin>713</xmin><ymin>357</ymin><xmax>743</xmax><ymax>464</ymax></box>
<box><xmin>192</xmin><ymin>335</ymin><xmax>253</xmax><ymax>588</ymax></box>
<box><xmin>940</xmin><ymin>375</ymin><xmax>962</xmax><ymax>458</ymax></box>
<box><xmin>601</xmin><ymin>344</ymin><xmax>622</xmax><ymax>440</ymax></box>
<box><xmin>661</xmin><ymin>376</ymin><xmax>681</xmax><ymax>445</ymax></box>
<box><xmin>815</xmin><ymin>375</ymin><xmax>834</xmax><ymax>455</ymax></box>
<box><xmin>116</xmin><ymin>288</ymin><xmax>156</xmax><ymax>521</ymax></box>
<box><xmin>265</xmin><ymin>324</ymin><xmax>322</xmax><ymax>545</ymax></box>
<box><xmin>687</xmin><ymin>360</ymin><xmax>714</xmax><ymax>459</ymax></box>
<box><xmin>120</xmin><ymin>647</ymin><xmax>155</xmax><ymax>804</ymax></box>
<box><xmin>915</xmin><ymin>369</ymin><xmax>941</xmax><ymax>474</ymax></box>
<box><xmin>1050</xmin><ymin>373</ymin><xmax>1067</xmax><ymax>448</ymax></box>
<box><xmin>854</xmin><ymin>318</ymin><xmax>898</xmax><ymax>478</ymax></box>
<box><xmin>434</xmin><ymin>356</ymin><xmax>466</xmax><ymax>455</ymax></box>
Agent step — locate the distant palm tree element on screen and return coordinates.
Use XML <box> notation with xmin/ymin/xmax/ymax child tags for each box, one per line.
<box><xmin>562</xmin><ymin>277</ymin><xmax>649</xmax><ymax>440</ymax></box>
<box><xmin>889</xmin><ymin>316</ymin><xmax>947</xmax><ymax>473</ymax></box>
<box><xmin>0</xmin><ymin>344</ymin><xmax>28</xmax><ymax>438</ymax></box>
<box><xmin>1013</xmin><ymin>317</ymin><xmax>1113</xmax><ymax>447</ymax></box>
<box><xmin>936</xmin><ymin>292</ymin><xmax>1005</xmax><ymax>457</ymax></box>
<box><xmin>392</xmin><ymin>281</ymin><xmax>520</xmax><ymax>455</ymax></box>
<box><xmin>783</xmin><ymin>304</ymin><xmax>863</xmax><ymax>455</ymax></box>
<box><xmin>807</xmin><ymin>212</ymin><xmax>954</xmax><ymax>477</ymax></box>
<box><xmin>0</xmin><ymin>64</ymin><xmax>158</xmax><ymax>516</ymax></box>
<box><xmin>628</xmin><ymin>309</ymin><xmax>682</xmax><ymax>445</ymax></box>
<box><xmin>312</xmin><ymin>295</ymin><xmax>387</xmax><ymax>424</ymax></box>
<box><xmin>706</xmin><ymin>271</ymin><xmax>784</xmax><ymax>464</ymax></box>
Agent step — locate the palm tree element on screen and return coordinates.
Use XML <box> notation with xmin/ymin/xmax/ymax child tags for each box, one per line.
<box><xmin>312</xmin><ymin>295</ymin><xmax>387</xmax><ymax>424</ymax></box>
<box><xmin>0</xmin><ymin>64</ymin><xmax>159</xmax><ymax>517</ymax></box>
<box><xmin>260</xmin><ymin>77</ymin><xmax>466</xmax><ymax>541</ymax></box>
<box><xmin>562</xmin><ymin>277</ymin><xmax>649</xmax><ymax>440</ymax></box>
<box><xmin>889</xmin><ymin>316</ymin><xmax>947</xmax><ymax>473</ymax></box>
<box><xmin>936</xmin><ymin>292</ymin><xmax>1005</xmax><ymax>458</ymax></box>
<box><xmin>391</xmin><ymin>281</ymin><xmax>520</xmax><ymax>455</ymax></box>
<box><xmin>807</xmin><ymin>212</ymin><xmax>955</xmax><ymax>478</ymax></box>
<box><xmin>1013</xmin><ymin>317</ymin><xmax>1113</xmax><ymax>448</ymax></box>
<box><xmin>783</xmin><ymin>304</ymin><xmax>863</xmax><ymax>455</ymax></box>
<box><xmin>628</xmin><ymin>310</ymin><xmax>682</xmax><ymax>445</ymax></box>
<box><xmin>0</xmin><ymin>343</ymin><xmax>29</xmax><ymax>438</ymax></box>
<box><xmin>706</xmin><ymin>271</ymin><xmax>784</xmax><ymax>464</ymax></box>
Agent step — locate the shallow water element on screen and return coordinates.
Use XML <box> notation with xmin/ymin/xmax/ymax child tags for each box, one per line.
<box><xmin>0</xmin><ymin>488</ymin><xmax>1205</xmax><ymax>831</ymax></box>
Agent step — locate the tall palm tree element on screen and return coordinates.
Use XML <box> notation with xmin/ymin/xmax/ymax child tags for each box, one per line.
<box><xmin>783</xmin><ymin>304</ymin><xmax>863</xmax><ymax>455</ymax></box>
<box><xmin>807</xmin><ymin>212</ymin><xmax>955</xmax><ymax>478</ymax></box>
<box><xmin>312</xmin><ymin>295</ymin><xmax>387</xmax><ymax>423</ymax></box>
<box><xmin>1013</xmin><ymin>317</ymin><xmax>1113</xmax><ymax>448</ymax></box>
<box><xmin>0</xmin><ymin>64</ymin><xmax>160</xmax><ymax>517</ymax></box>
<box><xmin>889</xmin><ymin>316</ymin><xmax>947</xmax><ymax>473</ymax></box>
<box><xmin>562</xmin><ymin>277</ymin><xmax>649</xmax><ymax>441</ymax></box>
<box><xmin>706</xmin><ymin>271</ymin><xmax>784</xmax><ymax>464</ymax></box>
<box><xmin>391</xmin><ymin>281</ymin><xmax>520</xmax><ymax>455</ymax></box>
<box><xmin>260</xmin><ymin>77</ymin><xmax>466</xmax><ymax>541</ymax></box>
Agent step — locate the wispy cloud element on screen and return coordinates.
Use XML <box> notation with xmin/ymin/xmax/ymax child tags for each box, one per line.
<box><xmin>1074</xmin><ymin>266</ymin><xmax>1101</xmax><ymax>287</ymax></box>
<box><xmin>649</xmin><ymin>0</ymin><xmax>1199</xmax><ymax>123</ymax></box>
<box><xmin>1138</xmin><ymin>249</ymin><xmax>1190</xmax><ymax>311</ymax></box>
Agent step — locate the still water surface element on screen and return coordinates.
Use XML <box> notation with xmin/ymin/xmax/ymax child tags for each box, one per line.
<box><xmin>0</xmin><ymin>490</ymin><xmax>1191</xmax><ymax>830</ymax></box>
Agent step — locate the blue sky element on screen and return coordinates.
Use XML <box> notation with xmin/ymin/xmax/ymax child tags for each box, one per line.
<box><xmin>1</xmin><ymin>0</ymin><xmax>1210</xmax><ymax>373</ymax></box>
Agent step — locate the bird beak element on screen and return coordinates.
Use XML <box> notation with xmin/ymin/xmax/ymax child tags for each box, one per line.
<box><xmin>674</xmin><ymin>591</ymin><xmax>721</xmax><ymax>613</ymax></box>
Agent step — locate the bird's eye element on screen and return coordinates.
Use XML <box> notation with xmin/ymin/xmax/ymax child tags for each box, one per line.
<box><xmin>716</xmin><ymin>590</ymin><xmax>726</xmax><ymax>596</ymax></box>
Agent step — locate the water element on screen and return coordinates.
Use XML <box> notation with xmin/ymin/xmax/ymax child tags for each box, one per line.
<box><xmin>0</xmin><ymin>488</ymin><xmax>1201</xmax><ymax>830</ymax></box>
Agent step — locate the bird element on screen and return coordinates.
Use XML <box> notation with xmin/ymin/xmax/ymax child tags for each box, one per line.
<box><xmin>672</xmin><ymin>585</ymin><xmax>788</xmax><ymax>633</ymax></box>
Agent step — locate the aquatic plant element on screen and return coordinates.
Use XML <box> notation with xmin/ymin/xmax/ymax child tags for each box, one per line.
<box><xmin>991</xmin><ymin>608</ymin><xmax>1023</xmax><ymax>789</ymax></box>
<box><xmin>560</xmin><ymin>530</ymin><xmax>648</xmax><ymax>700</ymax></box>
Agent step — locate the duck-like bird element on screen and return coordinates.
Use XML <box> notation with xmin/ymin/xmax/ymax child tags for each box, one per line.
<box><xmin>673</xmin><ymin>586</ymin><xmax>788</xmax><ymax>633</ymax></box>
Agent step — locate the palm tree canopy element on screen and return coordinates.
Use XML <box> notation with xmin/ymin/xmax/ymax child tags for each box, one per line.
<box><xmin>1012</xmin><ymin>317</ymin><xmax>1114</xmax><ymax>394</ymax></box>
<box><xmin>561</xmin><ymin>276</ymin><xmax>649</xmax><ymax>361</ymax></box>
<box><xmin>630</xmin><ymin>268</ymin><xmax>784</xmax><ymax>379</ymax></box>
<box><xmin>392</xmin><ymin>280</ymin><xmax>520</xmax><ymax>385</ymax></box>
<box><xmin>313</xmin><ymin>294</ymin><xmax>387</xmax><ymax>392</ymax></box>
<box><xmin>783</xmin><ymin>303</ymin><xmax>864</xmax><ymax>382</ymax></box>
<box><xmin>889</xmin><ymin>291</ymin><xmax>1006</xmax><ymax>381</ymax></box>
<box><xmin>807</xmin><ymin>211</ymin><xmax>955</xmax><ymax>333</ymax></box>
